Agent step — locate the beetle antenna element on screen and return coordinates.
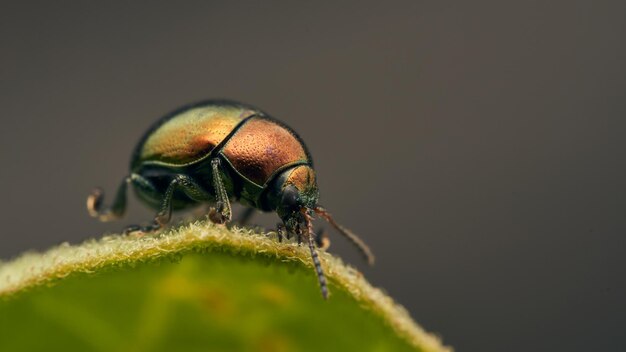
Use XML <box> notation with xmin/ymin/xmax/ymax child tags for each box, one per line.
<box><xmin>302</xmin><ymin>208</ymin><xmax>329</xmax><ymax>299</ymax></box>
<box><xmin>313</xmin><ymin>206</ymin><xmax>375</xmax><ymax>266</ymax></box>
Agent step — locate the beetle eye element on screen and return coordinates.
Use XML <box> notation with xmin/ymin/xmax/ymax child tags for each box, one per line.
<box><xmin>281</xmin><ymin>185</ymin><xmax>300</xmax><ymax>209</ymax></box>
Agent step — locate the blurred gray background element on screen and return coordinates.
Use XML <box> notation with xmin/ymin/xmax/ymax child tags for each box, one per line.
<box><xmin>1</xmin><ymin>1</ymin><xmax>625</xmax><ymax>351</ymax></box>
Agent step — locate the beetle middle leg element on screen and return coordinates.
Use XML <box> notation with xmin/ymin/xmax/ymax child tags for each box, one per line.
<box><xmin>124</xmin><ymin>174</ymin><xmax>212</xmax><ymax>235</ymax></box>
<box><xmin>208</xmin><ymin>158</ymin><xmax>232</xmax><ymax>224</ymax></box>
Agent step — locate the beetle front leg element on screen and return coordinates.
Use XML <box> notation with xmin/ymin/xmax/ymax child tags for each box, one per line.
<box><xmin>275</xmin><ymin>223</ymin><xmax>286</xmax><ymax>242</ymax></box>
<box><xmin>209</xmin><ymin>158</ymin><xmax>232</xmax><ymax>224</ymax></box>
<box><xmin>272</xmin><ymin>223</ymin><xmax>296</xmax><ymax>242</ymax></box>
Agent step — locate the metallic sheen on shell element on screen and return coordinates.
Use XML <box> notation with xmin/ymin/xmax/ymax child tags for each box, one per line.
<box><xmin>221</xmin><ymin>117</ymin><xmax>309</xmax><ymax>186</ymax></box>
<box><xmin>131</xmin><ymin>103</ymin><xmax>313</xmax><ymax>191</ymax></box>
<box><xmin>136</xmin><ymin>105</ymin><xmax>255</xmax><ymax>166</ymax></box>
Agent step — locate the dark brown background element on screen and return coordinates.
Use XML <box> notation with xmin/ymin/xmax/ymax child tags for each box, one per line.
<box><xmin>1</xmin><ymin>1</ymin><xmax>625</xmax><ymax>351</ymax></box>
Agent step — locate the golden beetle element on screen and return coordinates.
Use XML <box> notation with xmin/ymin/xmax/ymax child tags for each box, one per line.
<box><xmin>87</xmin><ymin>100</ymin><xmax>374</xmax><ymax>298</ymax></box>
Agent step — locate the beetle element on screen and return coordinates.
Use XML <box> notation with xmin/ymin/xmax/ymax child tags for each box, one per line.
<box><xmin>87</xmin><ymin>99</ymin><xmax>374</xmax><ymax>299</ymax></box>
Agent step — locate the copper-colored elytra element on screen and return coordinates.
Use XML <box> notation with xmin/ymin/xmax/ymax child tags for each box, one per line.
<box><xmin>222</xmin><ymin>118</ymin><xmax>309</xmax><ymax>185</ymax></box>
<box><xmin>138</xmin><ymin>106</ymin><xmax>248</xmax><ymax>165</ymax></box>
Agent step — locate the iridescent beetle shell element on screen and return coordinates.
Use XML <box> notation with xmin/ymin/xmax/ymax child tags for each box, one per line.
<box><xmin>134</xmin><ymin>104</ymin><xmax>251</xmax><ymax>166</ymax></box>
<box><xmin>129</xmin><ymin>101</ymin><xmax>316</xmax><ymax>211</ymax></box>
<box><xmin>87</xmin><ymin>99</ymin><xmax>374</xmax><ymax>299</ymax></box>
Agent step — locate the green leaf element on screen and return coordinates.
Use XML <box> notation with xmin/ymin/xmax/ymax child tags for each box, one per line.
<box><xmin>0</xmin><ymin>220</ymin><xmax>451</xmax><ymax>352</ymax></box>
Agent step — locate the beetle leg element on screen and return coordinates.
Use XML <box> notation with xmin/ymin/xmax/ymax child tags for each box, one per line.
<box><xmin>273</xmin><ymin>224</ymin><xmax>293</xmax><ymax>242</ymax></box>
<box><xmin>209</xmin><ymin>158</ymin><xmax>232</xmax><ymax>224</ymax></box>
<box><xmin>123</xmin><ymin>223</ymin><xmax>161</xmax><ymax>235</ymax></box>
<box><xmin>315</xmin><ymin>228</ymin><xmax>331</xmax><ymax>250</ymax></box>
<box><xmin>87</xmin><ymin>174</ymin><xmax>148</xmax><ymax>222</ymax></box>
<box><xmin>297</xmin><ymin>232</ymin><xmax>303</xmax><ymax>245</ymax></box>
<box><xmin>276</xmin><ymin>223</ymin><xmax>285</xmax><ymax>242</ymax></box>
<box><xmin>273</xmin><ymin>223</ymin><xmax>319</xmax><ymax>247</ymax></box>
<box><xmin>275</xmin><ymin>223</ymin><xmax>300</xmax><ymax>243</ymax></box>
<box><xmin>124</xmin><ymin>174</ymin><xmax>211</xmax><ymax>235</ymax></box>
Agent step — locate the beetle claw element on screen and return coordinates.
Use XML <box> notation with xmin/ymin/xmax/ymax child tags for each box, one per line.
<box><xmin>208</xmin><ymin>208</ymin><xmax>228</xmax><ymax>224</ymax></box>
